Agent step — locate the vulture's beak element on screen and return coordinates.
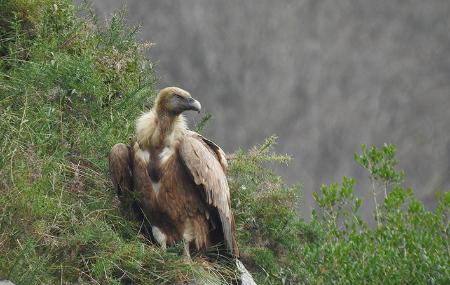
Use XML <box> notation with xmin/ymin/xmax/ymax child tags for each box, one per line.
<box><xmin>187</xmin><ymin>97</ymin><xmax>202</xmax><ymax>113</ymax></box>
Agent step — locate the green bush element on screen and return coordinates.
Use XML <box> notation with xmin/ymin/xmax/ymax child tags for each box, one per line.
<box><xmin>304</xmin><ymin>145</ymin><xmax>450</xmax><ymax>285</ymax></box>
<box><xmin>228</xmin><ymin>142</ymin><xmax>449</xmax><ymax>284</ymax></box>
<box><xmin>228</xmin><ymin>136</ymin><xmax>313</xmax><ymax>283</ymax></box>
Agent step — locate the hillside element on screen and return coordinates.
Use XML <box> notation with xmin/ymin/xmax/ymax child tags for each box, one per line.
<box><xmin>0</xmin><ymin>1</ymin><xmax>449</xmax><ymax>284</ymax></box>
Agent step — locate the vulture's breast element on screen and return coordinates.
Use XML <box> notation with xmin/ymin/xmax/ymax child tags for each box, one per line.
<box><xmin>148</xmin><ymin>146</ymin><xmax>176</xmax><ymax>195</ymax></box>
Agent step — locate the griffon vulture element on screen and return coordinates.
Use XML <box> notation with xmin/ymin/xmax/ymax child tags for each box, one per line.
<box><xmin>109</xmin><ymin>87</ymin><xmax>239</xmax><ymax>258</ymax></box>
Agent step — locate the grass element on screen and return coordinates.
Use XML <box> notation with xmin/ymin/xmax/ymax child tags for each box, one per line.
<box><xmin>1</xmin><ymin>1</ymin><xmax>449</xmax><ymax>284</ymax></box>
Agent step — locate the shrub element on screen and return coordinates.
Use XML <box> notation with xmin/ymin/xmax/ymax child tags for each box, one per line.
<box><xmin>305</xmin><ymin>145</ymin><xmax>450</xmax><ymax>284</ymax></box>
<box><xmin>228</xmin><ymin>136</ymin><xmax>315</xmax><ymax>283</ymax></box>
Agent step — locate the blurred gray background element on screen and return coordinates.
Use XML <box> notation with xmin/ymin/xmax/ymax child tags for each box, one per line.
<box><xmin>86</xmin><ymin>0</ymin><xmax>450</xmax><ymax>218</ymax></box>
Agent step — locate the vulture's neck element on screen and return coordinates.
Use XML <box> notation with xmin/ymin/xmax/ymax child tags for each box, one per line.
<box><xmin>136</xmin><ymin>109</ymin><xmax>187</xmax><ymax>150</ymax></box>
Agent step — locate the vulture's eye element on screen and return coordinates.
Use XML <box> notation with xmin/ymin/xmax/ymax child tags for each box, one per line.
<box><xmin>174</xmin><ymin>94</ymin><xmax>183</xmax><ymax>100</ymax></box>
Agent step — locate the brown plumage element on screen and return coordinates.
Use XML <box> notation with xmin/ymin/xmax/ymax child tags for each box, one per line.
<box><xmin>109</xmin><ymin>87</ymin><xmax>239</xmax><ymax>257</ymax></box>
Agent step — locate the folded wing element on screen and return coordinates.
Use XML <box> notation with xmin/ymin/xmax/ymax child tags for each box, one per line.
<box><xmin>178</xmin><ymin>132</ymin><xmax>238</xmax><ymax>256</ymax></box>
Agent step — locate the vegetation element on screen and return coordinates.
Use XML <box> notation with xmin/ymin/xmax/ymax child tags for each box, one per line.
<box><xmin>0</xmin><ymin>1</ymin><xmax>448</xmax><ymax>284</ymax></box>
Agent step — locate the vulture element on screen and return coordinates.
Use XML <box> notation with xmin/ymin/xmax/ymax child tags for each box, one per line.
<box><xmin>109</xmin><ymin>87</ymin><xmax>239</xmax><ymax>258</ymax></box>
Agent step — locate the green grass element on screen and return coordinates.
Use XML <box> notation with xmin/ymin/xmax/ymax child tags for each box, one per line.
<box><xmin>1</xmin><ymin>1</ymin><xmax>449</xmax><ymax>284</ymax></box>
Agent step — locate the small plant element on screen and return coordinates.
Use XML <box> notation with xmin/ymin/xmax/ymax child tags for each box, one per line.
<box><xmin>354</xmin><ymin>144</ymin><xmax>404</xmax><ymax>227</ymax></box>
<box><xmin>193</xmin><ymin>112</ymin><xmax>213</xmax><ymax>133</ymax></box>
<box><xmin>313</xmin><ymin>177</ymin><xmax>363</xmax><ymax>238</ymax></box>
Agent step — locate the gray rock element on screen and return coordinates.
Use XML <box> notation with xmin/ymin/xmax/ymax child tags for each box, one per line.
<box><xmin>237</xmin><ymin>259</ymin><xmax>257</xmax><ymax>285</ymax></box>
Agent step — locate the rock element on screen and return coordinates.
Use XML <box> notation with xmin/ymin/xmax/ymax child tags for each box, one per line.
<box><xmin>236</xmin><ymin>259</ymin><xmax>257</xmax><ymax>285</ymax></box>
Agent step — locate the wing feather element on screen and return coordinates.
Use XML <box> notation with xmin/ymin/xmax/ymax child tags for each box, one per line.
<box><xmin>178</xmin><ymin>132</ymin><xmax>236</xmax><ymax>254</ymax></box>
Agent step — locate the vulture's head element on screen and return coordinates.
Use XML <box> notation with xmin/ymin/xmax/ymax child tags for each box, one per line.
<box><xmin>155</xmin><ymin>87</ymin><xmax>201</xmax><ymax>116</ymax></box>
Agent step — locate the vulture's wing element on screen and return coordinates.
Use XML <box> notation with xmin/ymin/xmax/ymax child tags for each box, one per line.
<box><xmin>178</xmin><ymin>131</ymin><xmax>238</xmax><ymax>255</ymax></box>
<box><xmin>109</xmin><ymin>143</ymin><xmax>133</xmax><ymax>197</ymax></box>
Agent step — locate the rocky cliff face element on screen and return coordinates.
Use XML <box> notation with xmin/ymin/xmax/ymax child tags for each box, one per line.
<box><xmin>87</xmin><ymin>0</ymin><xmax>450</xmax><ymax>217</ymax></box>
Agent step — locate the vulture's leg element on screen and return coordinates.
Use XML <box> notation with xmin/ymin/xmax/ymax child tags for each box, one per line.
<box><xmin>152</xmin><ymin>226</ymin><xmax>167</xmax><ymax>250</ymax></box>
<box><xmin>109</xmin><ymin>143</ymin><xmax>133</xmax><ymax>199</ymax></box>
<box><xmin>183</xmin><ymin>241</ymin><xmax>191</xmax><ymax>258</ymax></box>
